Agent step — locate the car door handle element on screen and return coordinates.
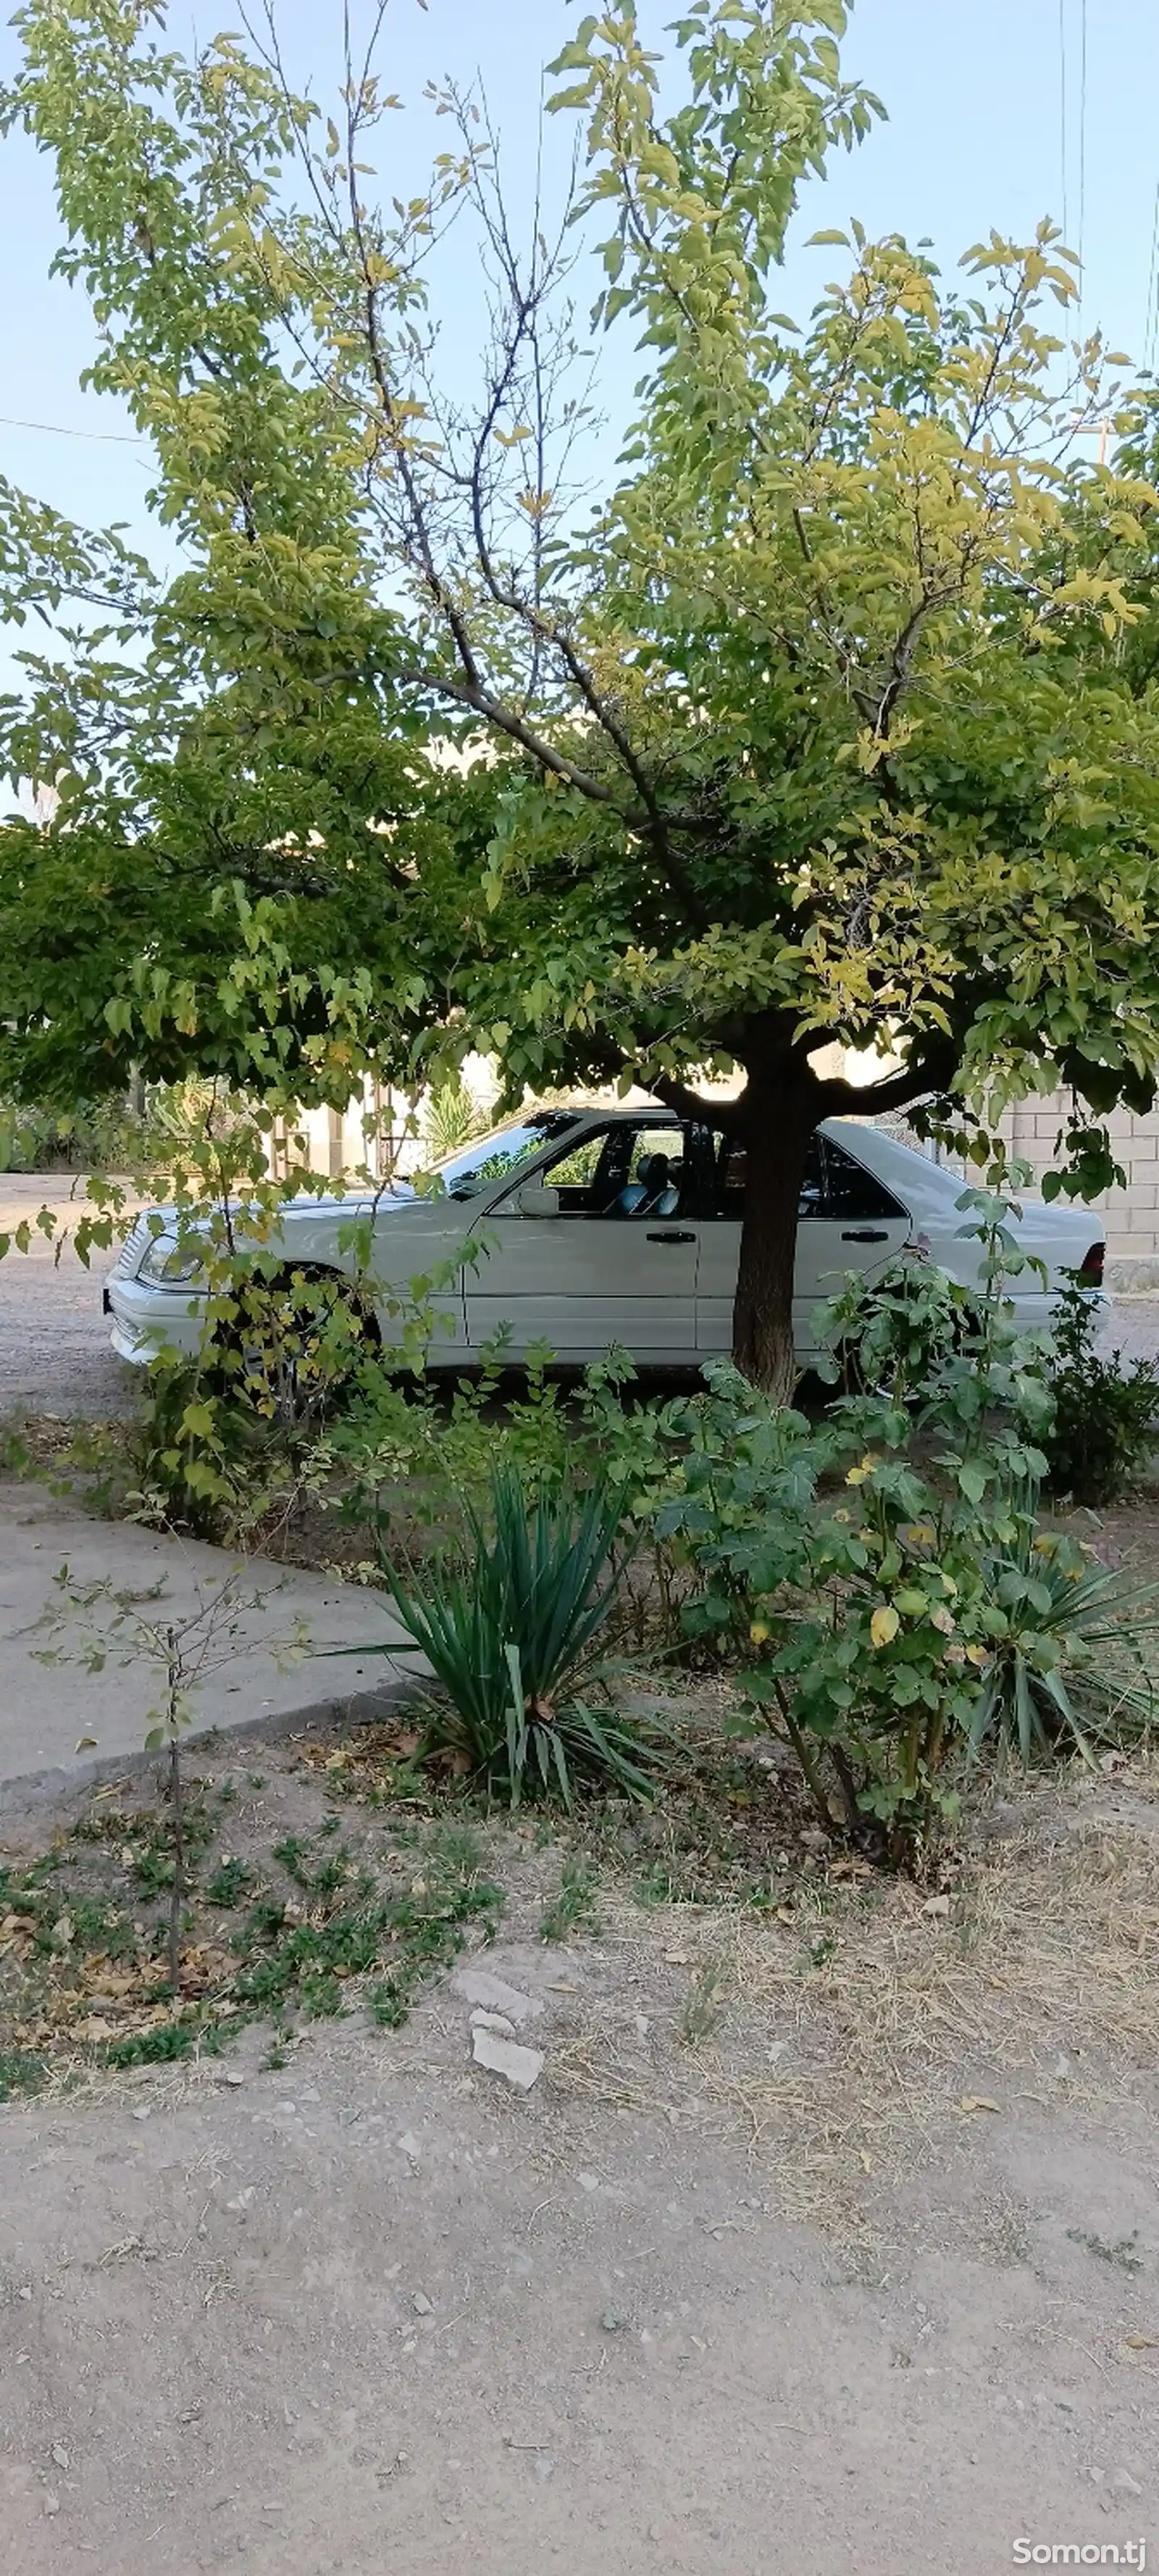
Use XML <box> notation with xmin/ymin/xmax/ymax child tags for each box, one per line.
<box><xmin>647</xmin><ymin>1228</ymin><xmax>696</xmax><ymax>1245</ymax></box>
<box><xmin>840</xmin><ymin>1227</ymin><xmax>889</xmax><ymax>1242</ymax></box>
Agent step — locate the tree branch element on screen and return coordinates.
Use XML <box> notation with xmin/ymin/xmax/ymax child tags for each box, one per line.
<box><xmin>650</xmin><ymin>1072</ymin><xmax>745</xmax><ymax>1130</ymax></box>
<box><xmin>816</xmin><ymin>1046</ymin><xmax>957</xmax><ymax>1118</ymax></box>
<box><xmin>401</xmin><ymin>662</ymin><xmax>638</xmax><ymax>811</ymax></box>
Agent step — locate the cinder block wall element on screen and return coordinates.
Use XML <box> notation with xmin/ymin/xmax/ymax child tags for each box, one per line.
<box><xmin>998</xmin><ymin>1093</ymin><xmax>1159</xmax><ymax>1291</ymax></box>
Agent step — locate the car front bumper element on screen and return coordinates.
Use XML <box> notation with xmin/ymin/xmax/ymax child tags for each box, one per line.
<box><xmin>104</xmin><ymin>1272</ymin><xmax>208</xmax><ymax>1365</ymax></box>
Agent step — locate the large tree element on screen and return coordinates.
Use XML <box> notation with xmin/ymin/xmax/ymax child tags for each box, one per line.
<box><xmin>5</xmin><ymin>0</ymin><xmax>1159</xmax><ymax>1392</ymax></box>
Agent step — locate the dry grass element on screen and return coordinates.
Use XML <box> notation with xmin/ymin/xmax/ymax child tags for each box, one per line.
<box><xmin>7</xmin><ymin>1707</ymin><xmax>1159</xmax><ymax>2256</ymax></box>
<box><xmin>546</xmin><ymin>1764</ymin><xmax>1159</xmax><ymax>2230</ymax></box>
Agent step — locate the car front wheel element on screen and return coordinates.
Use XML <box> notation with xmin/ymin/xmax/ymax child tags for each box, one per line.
<box><xmin>209</xmin><ymin>1263</ymin><xmax>380</xmax><ymax>1422</ymax></box>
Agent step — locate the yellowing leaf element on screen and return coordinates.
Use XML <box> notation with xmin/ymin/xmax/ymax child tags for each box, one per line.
<box><xmin>847</xmin><ymin>1452</ymin><xmax>877</xmax><ymax>1487</ymax></box>
<box><xmin>870</xmin><ymin>1606</ymin><xmax>900</xmax><ymax>1648</ymax></box>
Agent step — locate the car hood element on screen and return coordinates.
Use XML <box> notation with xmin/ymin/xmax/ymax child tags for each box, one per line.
<box><xmin>129</xmin><ymin>1185</ymin><xmax>419</xmax><ymax>1233</ymax></box>
<box><xmin>280</xmin><ymin>1185</ymin><xmax>416</xmax><ymax>1215</ymax></box>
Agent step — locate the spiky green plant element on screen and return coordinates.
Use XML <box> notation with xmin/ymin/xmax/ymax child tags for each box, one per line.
<box><xmin>383</xmin><ymin>1467</ymin><xmax>658</xmax><ymax>1807</ymax></box>
<box><xmin>968</xmin><ymin>1522</ymin><xmax>1159</xmax><ymax>1767</ymax></box>
<box><xmin>423</xmin><ymin>1076</ymin><xmax>486</xmax><ymax>1163</ymax></box>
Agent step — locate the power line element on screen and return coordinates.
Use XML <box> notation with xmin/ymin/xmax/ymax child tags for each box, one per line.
<box><xmin>1146</xmin><ymin>180</ymin><xmax>1159</xmax><ymax>375</ymax></box>
<box><xmin>0</xmin><ymin>414</ymin><xmax>146</xmax><ymax>444</ymax></box>
<box><xmin>1076</xmin><ymin>0</ymin><xmax>1088</xmax><ymax>309</ymax></box>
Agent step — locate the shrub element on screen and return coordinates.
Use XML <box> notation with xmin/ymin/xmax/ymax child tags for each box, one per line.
<box><xmin>327</xmin><ymin>1340</ymin><xmax>703</xmax><ymax>1651</ymax></box>
<box><xmin>375</xmin><ymin>1464</ymin><xmax>661</xmax><ymax>1807</ymax></box>
<box><xmin>663</xmin><ymin>1172</ymin><xmax>1158</xmax><ymax>1867</ymax></box>
<box><xmin>422</xmin><ymin>1075</ymin><xmax>488</xmax><ymax>1162</ymax></box>
<box><xmin>1040</xmin><ymin>1272</ymin><xmax>1159</xmax><ymax>1506</ymax></box>
<box><xmin>0</xmin><ymin>1092</ymin><xmax>149</xmax><ymax>1174</ymax></box>
<box><xmin>122</xmin><ymin>1115</ymin><xmax>459</xmax><ymax>1538</ymax></box>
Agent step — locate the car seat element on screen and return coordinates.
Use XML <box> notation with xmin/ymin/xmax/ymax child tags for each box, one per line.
<box><xmin>616</xmin><ymin>1151</ymin><xmax>680</xmax><ymax>1218</ymax></box>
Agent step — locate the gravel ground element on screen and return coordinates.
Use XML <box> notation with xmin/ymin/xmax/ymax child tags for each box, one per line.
<box><xmin>3</xmin><ymin>1173</ymin><xmax>1159</xmax><ymax>1424</ymax></box>
<box><xmin>0</xmin><ymin>1180</ymin><xmax>140</xmax><ymax>1421</ymax></box>
<box><xmin>1099</xmin><ymin>1299</ymin><xmax>1159</xmax><ymax>1364</ymax></box>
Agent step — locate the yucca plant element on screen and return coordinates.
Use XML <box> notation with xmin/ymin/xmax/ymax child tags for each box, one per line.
<box><xmin>422</xmin><ymin>1075</ymin><xmax>487</xmax><ymax>1163</ymax></box>
<box><xmin>380</xmin><ymin>1466</ymin><xmax>659</xmax><ymax>1807</ymax></box>
<box><xmin>967</xmin><ymin>1520</ymin><xmax>1159</xmax><ymax>1768</ymax></box>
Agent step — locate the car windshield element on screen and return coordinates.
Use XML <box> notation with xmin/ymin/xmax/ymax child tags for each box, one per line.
<box><xmin>433</xmin><ymin>1113</ymin><xmax>580</xmax><ymax>1200</ymax></box>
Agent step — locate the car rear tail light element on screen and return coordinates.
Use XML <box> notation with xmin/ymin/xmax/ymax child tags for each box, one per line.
<box><xmin>1077</xmin><ymin>1241</ymin><xmax>1105</xmax><ymax>1287</ymax></box>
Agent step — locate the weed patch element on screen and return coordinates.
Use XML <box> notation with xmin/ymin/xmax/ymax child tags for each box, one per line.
<box><xmin>539</xmin><ymin>1857</ymin><xmax>601</xmax><ymax>1943</ymax></box>
<box><xmin>1066</xmin><ymin>2227</ymin><xmax>1145</xmax><ymax>2276</ymax></box>
<box><xmin>0</xmin><ymin>1770</ymin><xmax>506</xmax><ymax>2087</ymax></box>
<box><xmin>0</xmin><ymin>2046</ymin><xmax>46</xmax><ymax>2102</ymax></box>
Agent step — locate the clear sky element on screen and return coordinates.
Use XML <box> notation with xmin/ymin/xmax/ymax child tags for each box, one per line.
<box><xmin>0</xmin><ymin>0</ymin><xmax>1155</xmax><ymax>564</ymax></box>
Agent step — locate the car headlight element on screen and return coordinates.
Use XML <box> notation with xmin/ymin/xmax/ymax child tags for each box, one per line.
<box><xmin>136</xmin><ymin>1235</ymin><xmax>206</xmax><ymax>1288</ymax></box>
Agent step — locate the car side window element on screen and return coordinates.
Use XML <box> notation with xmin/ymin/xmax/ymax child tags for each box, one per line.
<box><xmin>822</xmin><ymin>1138</ymin><xmax>905</xmax><ymax>1221</ymax></box>
<box><xmin>707</xmin><ymin>1130</ymin><xmax>826</xmax><ymax>1221</ymax></box>
<box><xmin>498</xmin><ymin>1125</ymin><xmax>689</xmax><ymax>1217</ymax></box>
<box><xmin>537</xmin><ymin>1129</ymin><xmax>614</xmax><ymax>1210</ymax></box>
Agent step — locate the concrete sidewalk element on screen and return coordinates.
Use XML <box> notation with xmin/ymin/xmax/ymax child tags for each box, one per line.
<box><xmin>0</xmin><ymin>1477</ymin><xmax>415</xmax><ymax>1812</ymax></box>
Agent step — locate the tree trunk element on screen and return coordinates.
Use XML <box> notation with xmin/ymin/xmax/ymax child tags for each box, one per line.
<box><xmin>732</xmin><ymin>1082</ymin><xmax>819</xmax><ymax>1402</ymax></box>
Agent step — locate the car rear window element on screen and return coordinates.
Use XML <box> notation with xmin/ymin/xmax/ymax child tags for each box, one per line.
<box><xmin>708</xmin><ymin>1131</ymin><xmax>903</xmax><ymax>1220</ymax></box>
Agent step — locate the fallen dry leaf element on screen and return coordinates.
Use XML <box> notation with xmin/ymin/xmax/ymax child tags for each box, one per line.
<box><xmin>958</xmin><ymin>2094</ymin><xmax>1000</xmax><ymax>2115</ymax></box>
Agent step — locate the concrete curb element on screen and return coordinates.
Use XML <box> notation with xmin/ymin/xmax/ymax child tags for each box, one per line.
<box><xmin>0</xmin><ymin>1669</ymin><xmax>419</xmax><ymax>1820</ymax></box>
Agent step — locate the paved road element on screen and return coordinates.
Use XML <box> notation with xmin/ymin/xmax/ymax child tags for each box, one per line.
<box><xmin>1097</xmin><ymin>1298</ymin><xmax>1159</xmax><ymax>1364</ymax></box>
<box><xmin>0</xmin><ymin>1177</ymin><xmax>137</xmax><ymax>1419</ymax></box>
<box><xmin>4</xmin><ymin>1173</ymin><xmax>1159</xmax><ymax>1421</ymax></box>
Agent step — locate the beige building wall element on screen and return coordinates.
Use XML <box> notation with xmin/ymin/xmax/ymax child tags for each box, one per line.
<box><xmin>841</xmin><ymin>1046</ymin><xmax>1159</xmax><ymax>1291</ymax></box>
<box><xmin>997</xmin><ymin>1091</ymin><xmax>1159</xmax><ymax>1290</ymax></box>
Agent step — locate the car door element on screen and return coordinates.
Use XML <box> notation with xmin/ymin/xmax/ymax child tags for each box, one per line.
<box><xmin>693</xmin><ymin>1123</ymin><xmax>911</xmax><ymax>1360</ymax></box>
<box><xmin>464</xmin><ymin>1120</ymin><xmax>700</xmax><ymax>1362</ymax></box>
<box><xmin>794</xmin><ymin>1131</ymin><xmax>913</xmax><ymax>1355</ymax></box>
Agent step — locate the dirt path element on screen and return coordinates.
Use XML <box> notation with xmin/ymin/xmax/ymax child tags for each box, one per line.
<box><xmin>2</xmin><ymin>1756</ymin><xmax>1157</xmax><ymax>2576</ymax></box>
<box><xmin>3</xmin><ymin>1977</ymin><xmax>1154</xmax><ymax>2576</ymax></box>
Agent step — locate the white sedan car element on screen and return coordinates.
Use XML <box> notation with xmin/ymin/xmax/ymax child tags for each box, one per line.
<box><xmin>105</xmin><ymin>1105</ymin><xmax>1107</xmax><ymax>1372</ymax></box>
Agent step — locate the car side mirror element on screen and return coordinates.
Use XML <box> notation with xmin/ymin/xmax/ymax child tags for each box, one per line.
<box><xmin>516</xmin><ymin>1181</ymin><xmax>559</xmax><ymax>1217</ymax></box>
